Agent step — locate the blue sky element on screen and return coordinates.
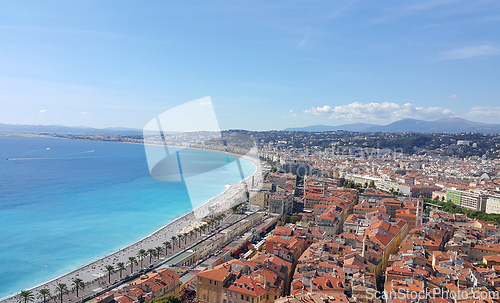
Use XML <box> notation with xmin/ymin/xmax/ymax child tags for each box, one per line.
<box><xmin>0</xmin><ymin>0</ymin><xmax>499</xmax><ymax>131</ymax></box>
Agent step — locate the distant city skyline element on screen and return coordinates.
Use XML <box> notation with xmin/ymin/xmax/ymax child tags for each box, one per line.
<box><xmin>1</xmin><ymin>1</ymin><xmax>499</xmax><ymax>130</ymax></box>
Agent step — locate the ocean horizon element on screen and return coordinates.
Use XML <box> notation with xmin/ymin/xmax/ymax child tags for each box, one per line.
<box><xmin>0</xmin><ymin>136</ymin><xmax>256</xmax><ymax>299</ymax></box>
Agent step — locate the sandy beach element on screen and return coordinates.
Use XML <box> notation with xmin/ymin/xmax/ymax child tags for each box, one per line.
<box><xmin>0</xmin><ymin>143</ymin><xmax>264</xmax><ymax>303</ymax></box>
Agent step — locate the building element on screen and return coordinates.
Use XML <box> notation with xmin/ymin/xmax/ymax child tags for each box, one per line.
<box><xmin>486</xmin><ymin>194</ymin><xmax>500</xmax><ymax>214</ymax></box>
<box><xmin>129</xmin><ymin>269</ymin><xmax>180</xmax><ymax>299</ymax></box>
<box><xmin>459</xmin><ymin>190</ymin><xmax>488</xmax><ymax>212</ymax></box>
<box><xmin>249</xmin><ymin>191</ymin><xmax>270</xmax><ymax>209</ymax></box>
<box><xmin>268</xmin><ymin>193</ymin><xmax>293</xmax><ymax>215</ymax></box>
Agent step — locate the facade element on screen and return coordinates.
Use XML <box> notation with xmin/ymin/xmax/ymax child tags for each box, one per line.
<box><xmin>446</xmin><ymin>189</ymin><xmax>462</xmax><ymax>206</ymax></box>
<box><xmin>459</xmin><ymin>190</ymin><xmax>488</xmax><ymax>212</ymax></box>
<box><xmin>268</xmin><ymin>193</ymin><xmax>293</xmax><ymax>215</ymax></box>
<box><xmin>249</xmin><ymin>191</ymin><xmax>270</xmax><ymax>209</ymax></box>
<box><xmin>486</xmin><ymin>194</ymin><xmax>500</xmax><ymax>214</ymax></box>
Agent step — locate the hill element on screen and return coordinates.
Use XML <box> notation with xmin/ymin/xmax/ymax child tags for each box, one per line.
<box><xmin>284</xmin><ymin>118</ymin><xmax>500</xmax><ymax>134</ymax></box>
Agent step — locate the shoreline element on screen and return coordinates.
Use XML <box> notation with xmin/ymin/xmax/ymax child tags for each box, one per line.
<box><xmin>0</xmin><ymin>134</ymin><xmax>263</xmax><ymax>302</ymax></box>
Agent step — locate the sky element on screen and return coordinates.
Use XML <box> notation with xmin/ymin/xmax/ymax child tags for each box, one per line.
<box><xmin>0</xmin><ymin>0</ymin><xmax>499</xmax><ymax>131</ymax></box>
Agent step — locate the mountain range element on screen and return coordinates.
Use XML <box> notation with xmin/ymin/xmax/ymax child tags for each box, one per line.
<box><xmin>284</xmin><ymin>118</ymin><xmax>500</xmax><ymax>134</ymax></box>
<box><xmin>0</xmin><ymin>123</ymin><xmax>144</xmax><ymax>136</ymax></box>
<box><xmin>2</xmin><ymin>117</ymin><xmax>500</xmax><ymax>135</ymax></box>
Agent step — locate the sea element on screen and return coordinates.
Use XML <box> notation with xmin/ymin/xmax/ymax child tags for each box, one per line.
<box><xmin>0</xmin><ymin>136</ymin><xmax>256</xmax><ymax>299</ymax></box>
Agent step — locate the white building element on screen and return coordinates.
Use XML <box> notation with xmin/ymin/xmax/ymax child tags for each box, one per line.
<box><xmin>486</xmin><ymin>194</ymin><xmax>500</xmax><ymax>214</ymax></box>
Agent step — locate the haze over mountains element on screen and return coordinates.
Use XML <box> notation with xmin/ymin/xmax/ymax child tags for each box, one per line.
<box><xmin>284</xmin><ymin>118</ymin><xmax>500</xmax><ymax>134</ymax></box>
<box><xmin>0</xmin><ymin>123</ymin><xmax>144</xmax><ymax>136</ymax></box>
<box><xmin>2</xmin><ymin>117</ymin><xmax>500</xmax><ymax>135</ymax></box>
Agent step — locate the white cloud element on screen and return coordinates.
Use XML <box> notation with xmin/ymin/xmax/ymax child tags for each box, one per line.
<box><xmin>438</xmin><ymin>45</ymin><xmax>500</xmax><ymax>60</ymax></box>
<box><xmin>81</xmin><ymin>111</ymin><xmax>90</xmax><ymax>116</ymax></box>
<box><xmin>39</xmin><ymin>109</ymin><xmax>46</xmax><ymax>113</ymax></box>
<box><xmin>289</xmin><ymin>110</ymin><xmax>293</xmax><ymax>113</ymax></box>
<box><xmin>467</xmin><ymin>107</ymin><xmax>500</xmax><ymax>118</ymax></box>
<box><xmin>303</xmin><ymin>102</ymin><xmax>454</xmax><ymax>122</ymax></box>
<box><xmin>199</xmin><ymin>101</ymin><xmax>212</xmax><ymax>106</ymax></box>
<box><xmin>450</xmin><ymin>95</ymin><xmax>458</xmax><ymax>98</ymax></box>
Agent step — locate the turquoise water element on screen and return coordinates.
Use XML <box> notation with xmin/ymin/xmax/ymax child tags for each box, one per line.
<box><xmin>0</xmin><ymin>136</ymin><xmax>255</xmax><ymax>299</ymax></box>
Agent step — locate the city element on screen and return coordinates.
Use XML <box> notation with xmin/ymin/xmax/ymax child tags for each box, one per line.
<box><xmin>8</xmin><ymin>129</ymin><xmax>500</xmax><ymax>303</ymax></box>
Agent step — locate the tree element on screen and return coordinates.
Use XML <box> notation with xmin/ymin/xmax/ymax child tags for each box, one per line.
<box><xmin>128</xmin><ymin>257</ymin><xmax>137</xmax><ymax>274</ymax></box>
<box><xmin>71</xmin><ymin>278</ymin><xmax>85</xmax><ymax>297</ymax></box>
<box><xmin>183</xmin><ymin>233</ymin><xmax>189</xmax><ymax>245</ymax></box>
<box><xmin>55</xmin><ymin>283</ymin><xmax>68</xmax><ymax>303</ymax></box>
<box><xmin>105</xmin><ymin>265</ymin><xmax>115</xmax><ymax>284</ymax></box>
<box><xmin>163</xmin><ymin>241</ymin><xmax>171</xmax><ymax>255</ymax></box>
<box><xmin>138</xmin><ymin>249</ymin><xmax>147</xmax><ymax>268</ymax></box>
<box><xmin>117</xmin><ymin>262</ymin><xmax>126</xmax><ymax>279</ymax></box>
<box><xmin>37</xmin><ymin>289</ymin><xmax>51</xmax><ymax>303</ymax></box>
<box><xmin>171</xmin><ymin>236</ymin><xmax>177</xmax><ymax>249</ymax></box>
<box><xmin>17</xmin><ymin>290</ymin><xmax>35</xmax><ymax>303</ymax></box>
<box><xmin>147</xmin><ymin>294</ymin><xmax>183</xmax><ymax>303</ymax></box>
<box><xmin>148</xmin><ymin>248</ymin><xmax>156</xmax><ymax>264</ymax></box>
<box><xmin>369</xmin><ymin>180</ymin><xmax>375</xmax><ymax>188</ymax></box>
<box><xmin>155</xmin><ymin>247</ymin><xmax>162</xmax><ymax>260</ymax></box>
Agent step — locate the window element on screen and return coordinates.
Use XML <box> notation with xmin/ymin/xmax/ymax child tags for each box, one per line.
<box><xmin>246</xmin><ymin>297</ymin><xmax>249</xmax><ymax>302</ymax></box>
<box><xmin>204</xmin><ymin>295</ymin><xmax>207</xmax><ymax>300</ymax></box>
<box><xmin>210</xmin><ymin>280</ymin><xmax>213</xmax><ymax>284</ymax></box>
<box><xmin>215</xmin><ymin>281</ymin><xmax>218</xmax><ymax>286</ymax></box>
<box><xmin>252</xmin><ymin>298</ymin><xmax>254</xmax><ymax>303</ymax></box>
<box><xmin>225</xmin><ymin>290</ymin><xmax>227</xmax><ymax>296</ymax></box>
<box><xmin>230</xmin><ymin>291</ymin><xmax>232</xmax><ymax>297</ymax></box>
<box><xmin>267</xmin><ymin>295</ymin><xmax>269</xmax><ymax>300</ymax></box>
<box><xmin>275</xmin><ymin>296</ymin><xmax>277</xmax><ymax>300</ymax></box>
<box><xmin>223</xmin><ymin>300</ymin><xmax>226</xmax><ymax>303</ymax></box>
<box><xmin>241</xmin><ymin>295</ymin><xmax>244</xmax><ymax>300</ymax></box>
<box><xmin>200</xmin><ymin>277</ymin><xmax>203</xmax><ymax>283</ymax></box>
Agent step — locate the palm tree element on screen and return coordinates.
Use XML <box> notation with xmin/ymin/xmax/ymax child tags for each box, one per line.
<box><xmin>163</xmin><ymin>241</ymin><xmax>171</xmax><ymax>255</ymax></box>
<box><xmin>189</xmin><ymin>230</ymin><xmax>194</xmax><ymax>241</ymax></box>
<box><xmin>137</xmin><ymin>249</ymin><xmax>146</xmax><ymax>268</ymax></box>
<box><xmin>128</xmin><ymin>257</ymin><xmax>137</xmax><ymax>273</ymax></box>
<box><xmin>105</xmin><ymin>265</ymin><xmax>115</xmax><ymax>284</ymax></box>
<box><xmin>183</xmin><ymin>233</ymin><xmax>189</xmax><ymax>245</ymax></box>
<box><xmin>37</xmin><ymin>289</ymin><xmax>51</xmax><ymax>303</ymax></box>
<box><xmin>72</xmin><ymin>278</ymin><xmax>85</xmax><ymax>297</ymax></box>
<box><xmin>155</xmin><ymin>246</ymin><xmax>162</xmax><ymax>260</ymax></box>
<box><xmin>177</xmin><ymin>235</ymin><xmax>183</xmax><ymax>248</ymax></box>
<box><xmin>147</xmin><ymin>248</ymin><xmax>156</xmax><ymax>264</ymax></box>
<box><xmin>117</xmin><ymin>262</ymin><xmax>125</xmax><ymax>279</ymax></box>
<box><xmin>16</xmin><ymin>290</ymin><xmax>35</xmax><ymax>303</ymax></box>
<box><xmin>171</xmin><ymin>236</ymin><xmax>177</xmax><ymax>250</ymax></box>
<box><xmin>55</xmin><ymin>283</ymin><xmax>68</xmax><ymax>303</ymax></box>
<box><xmin>193</xmin><ymin>227</ymin><xmax>199</xmax><ymax>237</ymax></box>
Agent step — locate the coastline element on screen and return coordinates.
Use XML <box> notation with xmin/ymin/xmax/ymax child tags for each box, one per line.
<box><xmin>0</xmin><ymin>134</ymin><xmax>263</xmax><ymax>302</ymax></box>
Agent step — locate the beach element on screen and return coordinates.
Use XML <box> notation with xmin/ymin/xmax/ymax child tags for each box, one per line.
<box><xmin>0</xmin><ymin>146</ymin><xmax>264</xmax><ymax>303</ymax></box>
